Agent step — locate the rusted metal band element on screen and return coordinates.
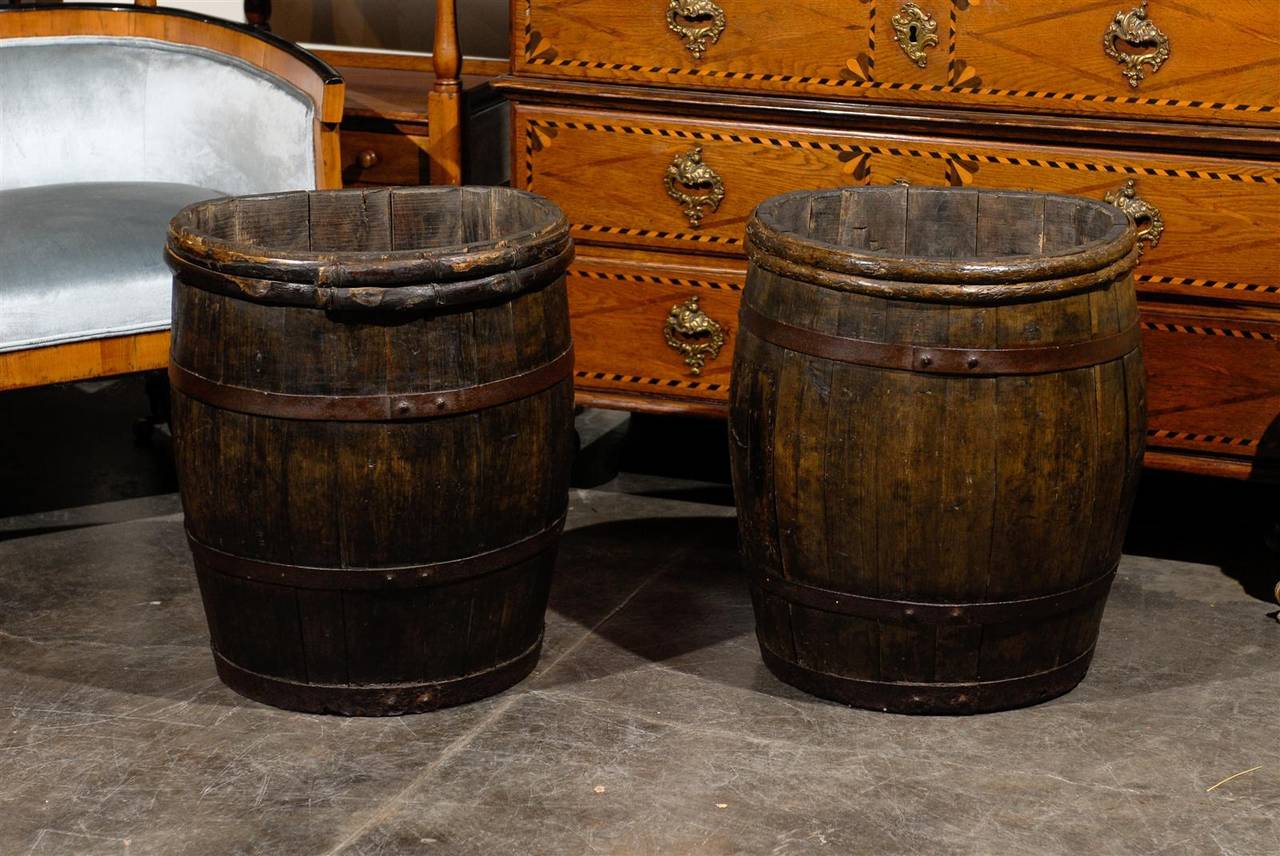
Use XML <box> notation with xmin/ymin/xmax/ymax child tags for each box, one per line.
<box><xmin>211</xmin><ymin>633</ymin><xmax>543</xmax><ymax>715</ymax></box>
<box><xmin>188</xmin><ymin>513</ymin><xmax>565</xmax><ymax>591</ymax></box>
<box><xmin>740</xmin><ymin>304</ymin><xmax>1139</xmax><ymax>376</ymax></box>
<box><xmin>758</xmin><ymin>642</ymin><xmax>1096</xmax><ymax>714</ymax></box>
<box><xmin>170</xmin><ymin>345</ymin><xmax>573</xmax><ymax>421</ymax></box>
<box><xmin>753</xmin><ymin>564</ymin><xmax>1116</xmax><ymax>625</ymax></box>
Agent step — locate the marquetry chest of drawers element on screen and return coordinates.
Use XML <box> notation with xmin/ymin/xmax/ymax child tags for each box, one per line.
<box><xmin>495</xmin><ymin>0</ymin><xmax>1280</xmax><ymax>481</ymax></box>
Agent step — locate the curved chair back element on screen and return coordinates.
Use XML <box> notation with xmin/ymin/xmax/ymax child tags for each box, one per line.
<box><xmin>0</xmin><ymin>3</ymin><xmax>345</xmax><ymax>192</ymax></box>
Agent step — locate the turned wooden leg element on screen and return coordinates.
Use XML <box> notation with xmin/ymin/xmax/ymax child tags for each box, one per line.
<box><xmin>244</xmin><ymin>0</ymin><xmax>272</xmax><ymax>31</ymax></box>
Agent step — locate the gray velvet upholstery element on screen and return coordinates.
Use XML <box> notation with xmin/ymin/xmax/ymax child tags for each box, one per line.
<box><xmin>0</xmin><ymin>37</ymin><xmax>316</xmax><ymax>193</ymax></box>
<box><xmin>0</xmin><ymin>182</ymin><xmax>219</xmax><ymax>353</ymax></box>
<box><xmin>0</xmin><ymin>35</ymin><xmax>320</xmax><ymax>353</ymax></box>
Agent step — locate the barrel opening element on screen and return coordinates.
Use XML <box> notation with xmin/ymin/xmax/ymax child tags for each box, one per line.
<box><xmin>768</xmin><ymin>186</ymin><xmax>1127</xmax><ymax>262</ymax></box>
<box><xmin>169</xmin><ymin>186</ymin><xmax>573</xmax><ymax>300</ymax></box>
<box><xmin>185</xmin><ymin>186</ymin><xmax>561</xmax><ymax>256</ymax></box>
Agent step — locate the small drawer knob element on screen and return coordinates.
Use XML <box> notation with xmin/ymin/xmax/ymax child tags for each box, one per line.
<box><xmin>664</xmin><ymin>146</ymin><xmax>725</xmax><ymax>229</ymax></box>
<box><xmin>1103</xmin><ymin>4</ymin><xmax>1171</xmax><ymax>88</ymax></box>
<box><xmin>666</xmin><ymin>0</ymin><xmax>726</xmax><ymax>60</ymax></box>
<box><xmin>356</xmin><ymin>149</ymin><xmax>380</xmax><ymax>169</ymax></box>
<box><xmin>663</xmin><ymin>295</ymin><xmax>726</xmax><ymax>376</ymax></box>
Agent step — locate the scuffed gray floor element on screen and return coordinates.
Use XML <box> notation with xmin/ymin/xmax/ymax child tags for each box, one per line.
<box><xmin>0</xmin><ymin>387</ymin><xmax>1277</xmax><ymax>855</ymax></box>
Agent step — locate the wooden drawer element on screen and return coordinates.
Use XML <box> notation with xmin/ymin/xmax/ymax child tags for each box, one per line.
<box><xmin>516</xmin><ymin>0</ymin><xmax>1279</xmax><ymax>126</ymax></box>
<box><xmin>1141</xmin><ymin>303</ymin><xmax>1280</xmax><ymax>478</ymax></box>
<box><xmin>339</xmin><ymin>128</ymin><xmax>429</xmax><ymax>187</ymax></box>
<box><xmin>568</xmin><ymin>251</ymin><xmax>742</xmax><ymax>414</ymax></box>
<box><xmin>517</xmin><ymin>104</ymin><xmax>1280</xmax><ymax>307</ymax></box>
<box><xmin>567</xmin><ymin>249</ymin><xmax>1280</xmax><ymax>477</ymax></box>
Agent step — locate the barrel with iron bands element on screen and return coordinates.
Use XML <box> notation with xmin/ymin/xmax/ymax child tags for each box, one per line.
<box><xmin>166</xmin><ymin>186</ymin><xmax>574</xmax><ymax>715</ymax></box>
<box><xmin>731</xmin><ymin>186</ymin><xmax>1145</xmax><ymax>715</ymax></box>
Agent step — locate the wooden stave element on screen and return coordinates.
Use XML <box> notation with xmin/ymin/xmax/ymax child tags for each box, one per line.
<box><xmin>169</xmin><ymin>188</ymin><xmax>575</xmax><ymax>715</ymax></box>
<box><xmin>731</xmin><ymin>187</ymin><xmax>1145</xmax><ymax>714</ymax></box>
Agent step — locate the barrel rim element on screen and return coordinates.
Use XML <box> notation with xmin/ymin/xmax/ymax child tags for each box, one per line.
<box><xmin>166</xmin><ymin>186</ymin><xmax>572</xmax><ymax>290</ymax></box>
<box><xmin>747</xmin><ymin>187</ymin><xmax>1139</xmax><ymax>298</ymax></box>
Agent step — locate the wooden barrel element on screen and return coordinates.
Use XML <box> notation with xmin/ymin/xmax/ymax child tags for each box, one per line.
<box><xmin>731</xmin><ymin>186</ymin><xmax>1145</xmax><ymax>714</ymax></box>
<box><xmin>165</xmin><ymin>186</ymin><xmax>574</xmax><ymax>715</ymax></box>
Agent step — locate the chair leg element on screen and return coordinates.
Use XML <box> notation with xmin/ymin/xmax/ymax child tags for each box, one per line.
<box><xmin>133</xmin><ymin>369</ymin><xmax>171</xmax><ymax>444</ymax></box>
<box><xmin>244</xmin><ymin>0</ymin><xmax>272</xmax><ymax>31</ymax></box>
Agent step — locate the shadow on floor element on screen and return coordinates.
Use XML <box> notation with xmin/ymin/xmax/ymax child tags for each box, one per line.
<box><xmin>1125</xmin><ymin>469</ymin><xmax>1277</xmax><ymax>603</ymax></box>
<box><xmin>0</xmin><ymin>376</ymin><xmax>175</xmax><ymax>530</ymax></box>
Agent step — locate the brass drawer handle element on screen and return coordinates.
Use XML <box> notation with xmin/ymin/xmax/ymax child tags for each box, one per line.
<box><xmin>1103</xmin><ymin>3</ymin><xmax>1170</xmax><ymax>88</ymax></box>
<box><xmin>664</xmin><ymin>146</ymin><xmax>725</xmax><ymax>228</ymax></box>
<box><xmin>664</xmin><ymin>296</ymin><xmax>726</xmax><ymax>376</ymax></box>
<box><xmin>667</xmin><ymin>0</ymin><xmax>726</xmax><ymax>60</ymax></box>
<box><xmin>891</xmin><ymin>3</ymin><xmax>939</xmax><ymax>68</ymax></box>
<box><xmin>356</xmin><ymin>149</ymin><xmax>380</xmax><ymax>169</ymax></box>
<box><xmin>1105</xmin><ymin>179</ymin><xmax>1164</xmax><ymax>253</ymax></box>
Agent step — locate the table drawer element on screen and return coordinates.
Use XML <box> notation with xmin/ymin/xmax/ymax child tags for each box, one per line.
<box><xmin>568</xmin><ymin>255</ymin><xmax>742</xmax><ymax>412</ymax></box>
<box><xmin>1140</xmin><ymin>303</ymin><xmax>1280</xmax><ymax>477</ymax></box>
<box><xmin>340</xmin><ymin>129</ymin><xmax>429</xmax><ymax>187</ymax></box>
<box><xmin>517</xmin><ymin>0</ymin><xmax>1279</xmax><ymax>126</ymax></box>
<box><xmin>517</xmin><ymin>104</ymin><xmax>1280</xmax><ymax>306</ymax></box>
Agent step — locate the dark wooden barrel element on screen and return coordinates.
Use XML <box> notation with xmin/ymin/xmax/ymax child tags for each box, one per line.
<box><xmin>731</xmin><ymin>186</ymin><xmax>1145</xmax><ymax>714</ymax></box>
<box><xmin>165</xmin><ymin>186</ymin><xmax>574</xmax><ymax>715</ymax></box>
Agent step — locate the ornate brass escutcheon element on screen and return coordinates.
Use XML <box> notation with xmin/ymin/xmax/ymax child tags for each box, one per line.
<box><xmin>891</xmin><ymin>3</ymin><xmax>939</xmax><ymax>68</ymax></box>
<box><xmin>666</xmin><ymin>0</ymin><xmax>726</xmax><ymax>60</ymax></box>
<box><xmin>663</xmin><ymin>295</ymin><xmax>725</xmax><ymax>376</ymax></box>
<box><xmin>664</xmin><ymin>146</ymin><xmax>725</xmax><ymax>228</ymax></box>
<box><xmin>1105</xmin><ymin>179</ymin><xmax>1164</xmax><ymax>253</ymax></box>
<box><xmin>1103</xmin><ymin>3</ymin><xmax>1170</xmax><ymax>88</ymax></box>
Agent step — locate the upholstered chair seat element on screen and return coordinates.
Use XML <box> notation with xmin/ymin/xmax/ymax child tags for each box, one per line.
<box><xmin>0</xmin><ymin>182</ymin><xmax>220</xmax><ymax>353</ymax></box>
<box><xmin>0</xmin><ymin>28</ymin><xmax>332</xmax><ymax>379</ymax></box>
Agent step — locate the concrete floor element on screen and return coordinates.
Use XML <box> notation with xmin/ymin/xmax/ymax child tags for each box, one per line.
<box><xmin>0</xmin><ymin>378</ymin><xmax>1277</xmax><ymax>855</ymax></box>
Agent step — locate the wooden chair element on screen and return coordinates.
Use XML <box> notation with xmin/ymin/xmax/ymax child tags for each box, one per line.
<box><xmin>0</xmin><ymin>2</ymin><xmax>344</xmax><ymax>393</ymax></box>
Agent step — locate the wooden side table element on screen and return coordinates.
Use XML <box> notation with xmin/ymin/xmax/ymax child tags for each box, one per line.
<box><xmin>316</xmin><ymin>53</ymin><xmax>509</xmax><ymax>189</ymax></box>
<box><xmin>246</xmin><ymin>0</ymin><xmax>499</xmax><ymax>187</ymax></box>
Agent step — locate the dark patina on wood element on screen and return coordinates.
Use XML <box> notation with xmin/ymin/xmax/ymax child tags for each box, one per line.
<box><xmin>167</xmin><ymin>186</ymin><xmax>574</xmax><ymax>716</ymax></box>
<box><xmin>731</xmin><ymin>186</ymin><xmax>1145</xmax><ymax>715</ymax></box>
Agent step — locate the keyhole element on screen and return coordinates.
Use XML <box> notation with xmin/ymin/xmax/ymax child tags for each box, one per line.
<box><xmin>678</xmin><ymin>11</ymin><xmax>714</xmax><ymax>26</ymax></box>
<box><xmin>908</xmin><ymin>23</ymin><xmax>919</xmax><ymax>44</ymax></box>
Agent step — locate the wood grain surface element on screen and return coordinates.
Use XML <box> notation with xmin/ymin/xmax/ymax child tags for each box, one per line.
<box><xmin>514</xmin><ymin>0</ymin><xmax>1279</xmax><ymax>126</ymax></box>
<box><xmin>730</xmin><ymin>186</ymin><xmax>1144</xmax><ymax>713</ymax></box>
<box><xmin>167</xmin><ymin>187</ymin><xmax>575</xmax><ymax>715</ymax></box>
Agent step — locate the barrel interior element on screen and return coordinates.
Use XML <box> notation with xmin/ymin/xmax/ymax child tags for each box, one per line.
<box><xmin>181</xmin><ymin>185</ymin><xmax>561</xmax><ymax>255</ymax></box>
<box><xmin>759</xmin><ymin>186</ymin><xmax>1129</xmax><ymax>262</ymax></box>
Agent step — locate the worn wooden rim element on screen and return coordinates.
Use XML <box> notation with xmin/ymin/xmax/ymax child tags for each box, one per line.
<box><xmin>758</xmin><ymin>642</ymin><xmax>1095</xmax><ymax>715</ymax></box>
<box><xmin>166</xmin><ymin>187</ymin><xmax>573</xmax><ymax>293</ymax></box>
<box><xmin>187</xmin><ymin>512</ymin><xmax>565</xmax><ymax>590</ymax></box>
<box><xmin>740</xmin><ymin>305</ymin><xmax>1140</xmax><ymax>375</ymax></box>
<box><xmin>753</xmin><ymin>564</ymin><xmax>1116</xmax><ymax>625</ymax></box>
<box><xmin>170</xmin><ymin>346</ymin><xmax>574</xmax><ymax>421</ymax></box>
<box><xmin>747</xmin><ymin>187</ymin><xmax>1140</xmax><ymax>302</ymax></box>
<box><xmin>211</xmin><ymin>634</ymin><xmax>543</xmax><ymax>715</ymax></box>
<box><xmin>165</xmin><ymin>243</ymin><xmax>573</xmax><ymax>312</ymax></box>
